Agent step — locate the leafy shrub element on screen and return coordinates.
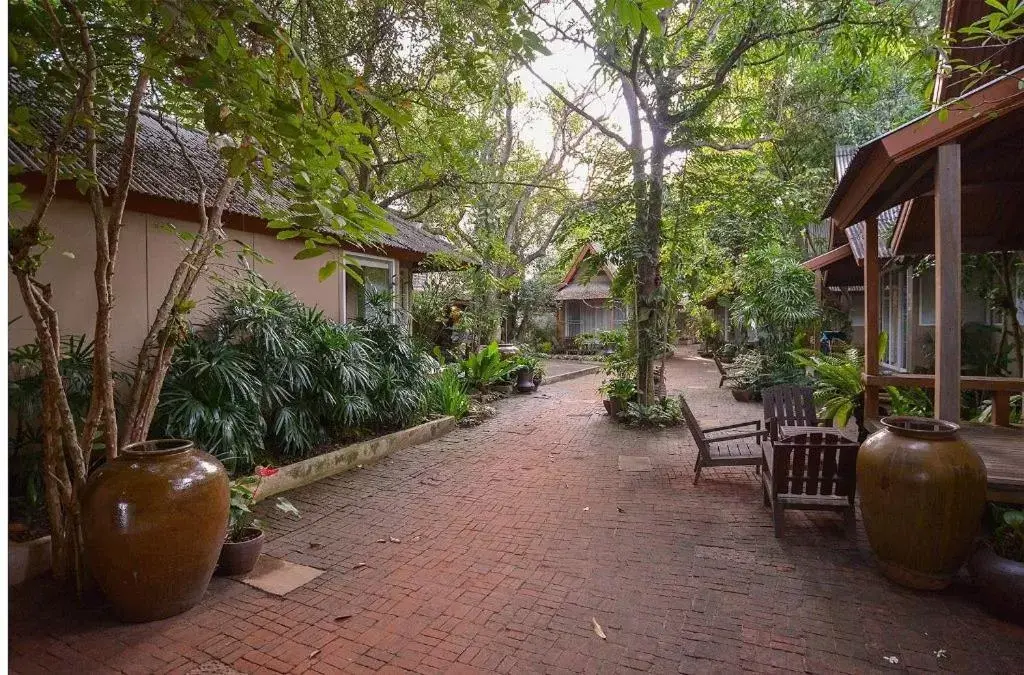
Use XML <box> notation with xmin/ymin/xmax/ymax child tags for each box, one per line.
<box><xmin>621</xmin><ymin>398</ymin><xmax>683</xmax><ymax>427</ymax></box>
<box><xmin>886</xmin><ymin>387</ymin><xmax>933</xmax><ymax>417</ymax></box>
<box><xmin>425</xmin><ymin>366</ymin><xmax>470</xmax><ymax>419</ymax></box>
<box><xmin>156</xmin><ymin>273</ymin><xmax>431</xmax><ymax>471</ymax></box>
<box><xmin>988</xmin><ymin>505</ymin><xmax>1024</xmax><ymax>563</ymax></box>
<box><xmin>461</xmin><ymin>342</ymin><xmax>517</xmax><ymax>390</ymax></box>
<box><xmin>600</xmin><ymin>377</ymin><xmax>636</xmax><ymax>402</ymax></box>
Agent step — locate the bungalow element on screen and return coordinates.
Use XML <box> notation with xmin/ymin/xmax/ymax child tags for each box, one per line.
<box><xmin>805</xmin><ymin>145</ymin><xmax>1010</xmax><ymax>373</ymax></box>
<box><xmin>553</xmin><ymin>242</ymin><xmax>627</xmax><ymax>345</ymax></box>
<box><xmin>8</xmin><ymin>96</ymin><xmax>455</xmax><ymax>359</ymax></box>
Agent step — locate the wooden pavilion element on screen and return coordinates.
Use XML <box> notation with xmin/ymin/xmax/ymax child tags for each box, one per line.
<box><xmin>821</xmin><ymin>66</ymin><xmax>1024</xmax><ymax>501</ymax></box>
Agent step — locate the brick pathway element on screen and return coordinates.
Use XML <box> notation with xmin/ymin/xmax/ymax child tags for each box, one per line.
<box><xmin>10</xmin><ymin>347</ymin><xmax>1024</xmax><ymax>674</ymax></box>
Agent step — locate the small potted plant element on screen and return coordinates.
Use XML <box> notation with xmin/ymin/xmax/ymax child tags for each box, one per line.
<box><xmin>218</xmin><ymin>467</ymin><xmax>299</xmax><ymax>576</ymax></box>
<box><xmin>532</xmin><ymin>360</ymin><xmax>546</xmax><ymax>388</ymax></box>
<box><xmin>970</xmin><ymin>505</ymin><xmax>1024</xmax><ymax>624</ymax></box>
<box><xmin>513</xmin><ymin>354</ymin><xmax>539</xmax><ymax>393</ymax></box>
<box><xmin>601</xmin><ymin>378</ymin><xmax>637</xmax><ymax>419</ymax></box>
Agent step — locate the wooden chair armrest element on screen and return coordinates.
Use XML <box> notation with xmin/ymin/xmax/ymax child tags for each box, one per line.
<box><xmin>704</xmin><ymin>420</ymin><xmax>761</xmax><ymax>433</ymax></box>
<box><xmin>706</xmin><ymin>430</ymin><xmax>767</xmax><ymax>443</ymax></box>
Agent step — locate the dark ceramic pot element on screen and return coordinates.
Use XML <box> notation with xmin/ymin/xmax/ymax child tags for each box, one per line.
<box><xmin>858</xmin><ymin>417</ymin><xmax>987</xmax><ymax>590</ymax></box>
<box><xmin>516</xmin><ymin>369</ymin><xmax>536</xmax><ymax>393</ymax></box>
<box><xmin>82</xmin><ymin>439</ymin><xmax>228</xmax><ymax>622</ymax></box>
<box><xmin>533</xmin><ymin>374</ymin><xmax>542</xmax><ymax>388</ymax></box>
<box><xmin>218</xmin><ymin>528</ymin><xmax>265</xmax><ymax>576</ymax></box>
<box><xmin>969</xmin><ymin>547</ymin><xmax>1024</xmax><ymax>624</ymax></box>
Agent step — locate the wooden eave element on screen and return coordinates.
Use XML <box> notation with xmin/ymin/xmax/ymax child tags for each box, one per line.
<box><xmin>802</xmin><ymin>244</ymin><xmax>852</xmax><ymax>272</ymax></box>
<box><xmin>823</xmin><ymin>68</ymin><xmax>1024</xmax><ymax>235</ymax></box>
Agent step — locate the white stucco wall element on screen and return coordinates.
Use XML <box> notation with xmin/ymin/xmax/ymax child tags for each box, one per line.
<box><xmin>8</xmin><ymin>197</ymin><xmax>406</xmax><ymax>362</ymax></box>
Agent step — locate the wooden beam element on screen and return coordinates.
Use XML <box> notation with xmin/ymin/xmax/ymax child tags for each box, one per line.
<box><xmin>934</xmin><ymin>143</ymin><xmax>962</xmax><ymax>422</ymax></box>
<box><xmin>993</xmin><ymin>391</ymin><xmax>1012</xmax><ymax>427</ymax></box>
<box><xmin>862</xmin><ymin>373</ymin><xmax>1024</xmax><ymax>391</ymax></box>
<box><xmin>801</xmin><ymin>244</ymin><xmax>852</xmax><ymax>271</ymax></box>
<box><xmin>863</xmin><ymin>215</ymin><xmax>880</xmax><ymax>420</ymax></box>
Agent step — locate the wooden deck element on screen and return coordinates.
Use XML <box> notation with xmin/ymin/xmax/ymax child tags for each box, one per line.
<box><xmin>961</xmin><ymin>424</ymin><xmax>1024</xmax><ymax>504</ymax></box>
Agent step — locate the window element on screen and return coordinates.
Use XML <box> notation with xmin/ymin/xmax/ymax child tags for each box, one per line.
<box><xmin>565</xmin><ymin>302</ymin><xmax>581</xmax><ymax>337</ymax></box>
<box><xmin>343</xmin><ymin>254</ymin><xmax>396</xmax><ymax>323</ymax></box>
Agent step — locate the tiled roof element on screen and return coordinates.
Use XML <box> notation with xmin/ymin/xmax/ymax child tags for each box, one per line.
<box><xmin>834</xmin><ymin>145</ymin><xmax>899</xmax><ymax>261</ymax></box>
<box><xmin>8</xmin><ymin>80</ymin><xmax>454</xmax><ymax>257</ymax></box>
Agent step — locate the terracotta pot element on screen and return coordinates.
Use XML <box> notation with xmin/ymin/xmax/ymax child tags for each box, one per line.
<box><xmin>217</xmin><ymin>528</ymin><xmax>265</xmax><ymax>576</ymax></box>
<box><xmin>82</xmin><ymin>439</ymin><xmax>228</xmax><ymax>622</ymax></box>
<box><xmin>516</xmin><ymin>368</ymin><xmax>536</xmax><ymax>393</ymax></box>
<box><xmin>858</xmin><ymin>417</ymin><xmax>987</xmax><ymax>590</ymax></box>
<box><xmin>969</xmin><ymin>546</ymin><xmax>1024</xmax><ymax>624</ymax></box>
<box><xmin>496</xmin><ymin>343</ymin><xmax>520</xmax><ymax>359</ymax></box>
<box><xmin>731</xmin><ymin>388</ymin><xmax>753</xmax><ymax>403</ymax></box>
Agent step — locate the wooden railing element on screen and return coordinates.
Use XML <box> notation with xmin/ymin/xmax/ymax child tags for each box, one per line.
<box><xmin>862</xmin><ymin>373</ymin><xmax>1024</xmax><ymax>426</ymax></box>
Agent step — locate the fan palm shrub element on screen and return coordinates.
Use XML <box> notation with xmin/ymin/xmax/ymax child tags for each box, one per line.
<box><xmin>156</xmin><ymin>273</ymin><xmax>432</xmax><ymax>470</ymax></box>
<box><xmin>425</xmin><ymin>366</ymin><xmax>470</xmax><ymax>419</ymax></box>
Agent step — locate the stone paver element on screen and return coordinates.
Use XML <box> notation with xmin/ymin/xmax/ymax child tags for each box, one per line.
<box><xmin>10</xmin><ymin>347</ymin><xmax>1024</xmax><ymax>674</ymax></box>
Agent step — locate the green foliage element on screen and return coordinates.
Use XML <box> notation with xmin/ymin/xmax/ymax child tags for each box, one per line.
<box><xmin>156</xmin><ymin>273</ymin><xmax>432</xmax><ymax>471</ymax></box>
<box><xmin>227</xmin><ymin>471</ymin><xmax>298</xmax><ymax>542</ymax></box>
<box><xmin>461</xmin><ymin>342</ymin><xmax>518</xmax><ymax>390</ymax></box>
<box><xmin>886</xmin><ymin>387</ymin><xmax>933</xmax><ymax>417</ymax></box>
<box><xmin>425</xmin><ymin>366</ymin><xmax>470</xmax><ymax>419</ymax></box>
<box><xmin>621</xmin><ymin>398</ymin><xmax>683</xmax><ymax>428</ymax></box>
<box><xmin>988</xmin><ymin>504</ymin><xmax>1024</xmax><ymax>563</ymax></box>
<box><xmin>601</xmin><ymin>377</ymin><xmax>637</xmax><ymax>402</ymax></box>
<box><xmin>8</xmin><ymin>335</ymin><xmax>104</xmax><ymax>525</ymax></box>
<box><xmin>789</xmin><ymin>345</ymin><xmax>864</xmax><ymax>428</ymax></box>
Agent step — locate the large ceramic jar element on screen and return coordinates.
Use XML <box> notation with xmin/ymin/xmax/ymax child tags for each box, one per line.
<box><xmin>858</xmin><ymin>417</ymin><xmax>987</xmax><ymax>590</ymax></box>
<box><xmin>82</xmin><ymin>439</ymin><xmax>228</xmax><ymax>622</ymax></box>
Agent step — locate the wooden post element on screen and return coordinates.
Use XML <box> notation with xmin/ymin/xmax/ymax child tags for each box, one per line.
<box><xmin>934</xmin><ymin>144</ymin><xmax>962</xmax><ymax>422</ymax></box>
<box><xmin>863</xmin><ymin>215</ymin><xmax>880</xmax><ymax>421</ymax></box>
<box><xmin>992</xmin><ymin>391</ymin><xmax>1011</xmax><ymax>427</ymax></box>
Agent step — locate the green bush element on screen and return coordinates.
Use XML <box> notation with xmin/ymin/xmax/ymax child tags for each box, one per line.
<box><xmin>621</xmin><ymin>398</ymin><xmax>682</xmax><ymax>427</ymax></box>
<box><xmin>461</xmin><ymin>342</ymin><xmax>517</xmax><ymax>390</ymax></box>
<box><xmin>425</xmin><ymin>366</ymin><xmax>470</xmax><ymax>419</ymax></box>
<box><xmin>155</xmin><ymin>273</ymin><xmax>432</xmax><ymax>471</ymax></box>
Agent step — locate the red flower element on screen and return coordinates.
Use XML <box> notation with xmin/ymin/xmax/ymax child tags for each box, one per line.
<box><xmin>256</xmin><ymin>466</ymin><xmax>279</xmax><ymax>478</ymax></box>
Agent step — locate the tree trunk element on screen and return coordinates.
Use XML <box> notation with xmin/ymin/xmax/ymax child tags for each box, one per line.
<box><xmin>635</xmin><ymin>131</ymin><xmax>667</xmax><ymax>402</ymax></box>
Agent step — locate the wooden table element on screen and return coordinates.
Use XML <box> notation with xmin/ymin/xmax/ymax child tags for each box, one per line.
<box><xmin>777</xmin><ymin>424</ymin><xmax>858</xmax><ymax>443</ymax></box>
<box><xmin>959</xmin><ymin>424</ymin><xmax>1024</xmax><ymax>505</ymax></box>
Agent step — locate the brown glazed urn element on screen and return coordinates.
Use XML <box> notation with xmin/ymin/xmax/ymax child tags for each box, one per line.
<box><xmin>857</xmin><ymin>417</ymin><xmax>987</xmax><ymax>590</ymax></box>
<box><xmin>82</xmin><ymin>439</ymin><xmax>229</xmax><ymax>622</ymax></box>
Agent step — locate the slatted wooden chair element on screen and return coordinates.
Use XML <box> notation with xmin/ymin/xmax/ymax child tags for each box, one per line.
<box><xmin>679</xmin><ymin>394</ymin><xmax>766</xmax><ymax>484</ymax></box>
<box><xmin>761</xmin><ymin>385</ymin><xmax>818</xmax><ymax>439</ymax></box>
<box><xmin>761</xmin><ymin>431</ymin><xmax>858</xmax><ymax>537</ymax></box>
<box><xmin>713</xmin><ymin>354</ymin><xmax>741</xmax><ymax>388</ymax></box>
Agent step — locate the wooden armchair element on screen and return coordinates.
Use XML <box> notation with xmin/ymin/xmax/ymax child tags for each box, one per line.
<box><xmin>713</xmin><ymin>354</ymin><xmax>741</xmax><ymax>388</ymax></box>
<box><xmin>679</xmin><ymin>394</ymin><xmax>766</xmax><ymax>484</ymax></box>
<box><xmin>761</xmin><ymin>431</ymin><xmax>858</xmax><ymax>537</ymax></box>
<box><xmin>761</xmin><ymin>385</ymin><xmax>818</xmax><ymax>439</ymax></box>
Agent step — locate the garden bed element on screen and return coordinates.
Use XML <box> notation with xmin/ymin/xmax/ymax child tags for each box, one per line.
<box><xmin>254</xmin><ymin>416</ymin><xmax>457</xmax><ymax>501</ymax></box>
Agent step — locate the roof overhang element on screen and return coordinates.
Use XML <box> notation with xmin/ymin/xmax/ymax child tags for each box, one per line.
<box><xmin>823</xmin><ymin>68</ymin><xmax>1024</xmax><ymax>256</ymax></box>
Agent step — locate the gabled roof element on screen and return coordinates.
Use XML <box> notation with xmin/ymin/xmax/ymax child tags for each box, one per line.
<box><xmin>559</xmin><ymin>242</ymin><xmax>616</xmax><ymax>287</ymax></box>
<box><xmin>8</xmin><ymin>79</ymin><xmax>454</xmax><ymax>258</ymax></box>
<box><xmin>823</xmin><ymin>67</ymin><xmax>1024</xmax><ymax>256</ymax></box>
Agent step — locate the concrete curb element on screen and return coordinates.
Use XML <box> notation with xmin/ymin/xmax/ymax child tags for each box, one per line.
<box><xmin>542</xmin><ymin>365</ymin><xmax>602</xmax><ymax>386</ymax></box>
<box><xmin>255</xmin><ymin>416</ymin><xmax>457</xmax><ymax>501</ymax></box>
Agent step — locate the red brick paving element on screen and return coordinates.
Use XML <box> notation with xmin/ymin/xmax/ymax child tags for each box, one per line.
<box><xmin>9</xmin><ymin>347</ymin><xmax>1024</xmax><ymax>673</ymax></box>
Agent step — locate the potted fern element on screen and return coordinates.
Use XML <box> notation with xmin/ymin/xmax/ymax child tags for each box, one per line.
<box><xmin>970</xmin><ymin>505</ymin><xmax>1024</xmax><ymax>624</ymax></box>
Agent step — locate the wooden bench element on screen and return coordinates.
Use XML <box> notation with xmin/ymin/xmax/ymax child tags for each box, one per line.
<box><xmin>679</xmin><ymin>394</ymin><xmax>765</xmax><ymax>484</ymax></box>
<box><xmin>761</xmin><ymin>431</ymin><xmax>858</xmax><ymax>537</ymax></box>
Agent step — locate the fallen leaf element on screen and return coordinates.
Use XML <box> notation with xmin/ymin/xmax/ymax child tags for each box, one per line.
<box><xmin>883</xmin><ymin>656</ymin><xmax>899</xmax><ymax>665</ymax></box>
<box><xmin>583</xmin><ymin>507</ymin><xmax>590</xmax><ymax>512</ymax></box>
<box><xmin>389</xmin><ymin>536</ymin><xmax>401</xmax><ymax>543</ymax></box>
<box><xmin>309</xmin><ymin>542</ymin><xmax>322</xmax><ymax>549</ymax></box>
<box><xmin>353</xmin><ymin>562</ymin><xmax>367</xmax><ymax>569</ymax></box>
<box><xmin>591</xmin><ymin>617</ymin><xmax>607</xmax><ymax>640</ymax></box>
<box><xmin>333</xmin><ymin>614</ymin><xmax>353</xmax><ymax>622</ymax></box>
<box><xmin>413</xmin><ymin>536</ymin><xmax>420</xmax><ymax>542</ymax></box>
<box><xmin>357</xmin><ymin>464</ymin><xmax>363</xmax><ymax>469</ymax></box>
<box><xmin>308</xmin><ymin>649</ymin><xmax>321</xmax><ymax>659</ymax></box>
<box><xmin>934</xmin><ymin>649</ymin><xmax>947</xmax><ymax>659</ymax></box>
<box><xmin>617</xmin><ymin>507</ymin><xmax>625</xmax><ymax>513</ymax></box>
<box><xmin>376</xmin><ymin>539</ymin><xmax>386</xmax><ymax>543</ymax></box>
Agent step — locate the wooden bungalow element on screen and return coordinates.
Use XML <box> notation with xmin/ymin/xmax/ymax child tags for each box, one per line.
<box><xmin>553</xmin><ymin>243</ymin><xmax>627</xmax><ymax>345</ymax></box>
<box><xmin>821</xmin><ymin>66</ymin><xmax>1024</xmax><ymax>501</ymax></box>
